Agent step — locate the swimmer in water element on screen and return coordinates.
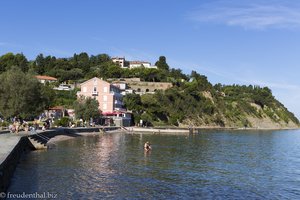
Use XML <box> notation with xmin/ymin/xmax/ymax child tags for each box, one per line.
<box><xmin>144</xmin><ymin>141</ymin><xmax>152</xmax><ymax>151</ymax></box>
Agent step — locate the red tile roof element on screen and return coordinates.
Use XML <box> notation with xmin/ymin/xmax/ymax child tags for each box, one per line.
<box><xmin>49</xmin><ymin>106</ymin><xmax>65</xmax><ymax>110</ymax></box>
<box><xmin>35</xmin><ymin>75</ymin><xmax>57</xmax><ymax>81</ymax></box>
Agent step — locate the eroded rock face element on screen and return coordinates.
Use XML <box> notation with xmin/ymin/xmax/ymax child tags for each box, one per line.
<box><xmin>179</xmin><ymin>114</ymin><xmax>299</xmax><ymax>129</ymax></box>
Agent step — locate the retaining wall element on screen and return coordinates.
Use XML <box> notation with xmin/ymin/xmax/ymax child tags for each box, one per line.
<box><xmin>0</xmin><ymin>127</ymin><xmax>120</xmax><ymax>197</ymax></box>
<box><xmin>0</xmin><ymin>137</ymin><xmax>35</xmax><ymax>197</ymax></box>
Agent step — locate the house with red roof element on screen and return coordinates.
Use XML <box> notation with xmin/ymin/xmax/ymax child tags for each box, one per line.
<box><xmin>35</xmin><ymin>75</ymin><xmax>58</xmax><ymax>84</ymax></box>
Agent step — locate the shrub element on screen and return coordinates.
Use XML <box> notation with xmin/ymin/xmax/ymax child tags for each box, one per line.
<box><xmin>54</xmin><ymin>117</ymin><xmax>70</xmax><ymax>127</ymax></box>
<box><xmin>0</xmin><ymin>121</ymin><xmax>9</xmax><ymax>128</ymax></box>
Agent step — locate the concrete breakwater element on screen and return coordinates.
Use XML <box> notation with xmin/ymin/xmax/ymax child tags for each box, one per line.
<box><xmin>0</xmin><ymin>136</ymin><xmax>35</xmax><ymax>198</ymax></box>
<box><xmin>0</xmin><ymin>127</ymin><xmax>119</xmax><ymax>197</ymax></box>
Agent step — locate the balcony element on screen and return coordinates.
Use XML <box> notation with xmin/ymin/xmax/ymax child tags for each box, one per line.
<box><xmin>110</xmin><ymin>91</ymin><xmax>123</xmax><ymax>98</ymax></box>
<box><xmin>114</xmin><ymin>100</ymin><xmax>123</xmax><ymax>105</ymax></box>
<box><xmin>92</xmin><ymin>91</ymin><xmax>98</xmax><ymax>96</ymax></box>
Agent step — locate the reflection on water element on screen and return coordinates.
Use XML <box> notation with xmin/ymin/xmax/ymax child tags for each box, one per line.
<box><xmin>8</xmin><ymin>130</ymin><xmax>300</xmax><ymax>199</ymax></box>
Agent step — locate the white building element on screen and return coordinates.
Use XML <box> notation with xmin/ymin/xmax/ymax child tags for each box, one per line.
<box><xmin>112</xmin><ymin>57</ymin><xmax>157</xmax><ymax>69</ymax></box>
<box><xmin>112</xmin><ymin>57</ymin><xmax>125</xmax><ymax>68</ymax></box>
<box><xmin>129</xmin><ymin>61</ymin><xmax>157</xmax><ymax>69</ymax></box>
<box><xmin>129</xmin><ymin>61</ymin><xmax>151</xmax><ymax>68</ymax></box>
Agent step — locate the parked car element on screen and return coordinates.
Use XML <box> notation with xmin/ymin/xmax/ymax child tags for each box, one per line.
<box><xmin>53</xmin><ymin>84</ymin><xmax>72</xmax><ymax>91</ymax></box>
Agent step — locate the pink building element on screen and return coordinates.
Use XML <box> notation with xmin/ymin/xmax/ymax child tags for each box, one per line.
<box><xmin>77</xmin><ymin>77</ymin><xmax>124</xmax><ymax>115</ymax></box>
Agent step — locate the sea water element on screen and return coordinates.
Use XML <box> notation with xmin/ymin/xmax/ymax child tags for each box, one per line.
<box><xmin>7</xmin><ymin>130</ymin><xmax>300</xmax><ymax>199</ymax></box>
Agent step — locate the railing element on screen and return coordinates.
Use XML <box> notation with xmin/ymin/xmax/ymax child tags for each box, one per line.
<box><xmin>92</xmin><ymin>91</ymin><xmax>98</xmax><ymax>96</ymax></box>
<box><xmin>31</xmin><ymin>132</ymin><xmax>56</xmax><ymax>146</ymax></box>
<box><xmin>114</xmin><ymin>100</ymin><xmax>123</xmax><ymax>105</ymax></box>
<box><xmin>35</xmin><ymin>133</ymin><xmax>50</xmax><ymax>141</ymax></box>
<box><xmin>110</xmin><ymin>91</ymin><xmax>122</xmax><ymax>97</ymax></box>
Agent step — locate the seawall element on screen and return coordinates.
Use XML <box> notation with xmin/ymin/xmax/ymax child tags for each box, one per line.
<box><xmin>0</xmin><ymin>136</ymin><xmax>34</xmax><ymax>197</ymax></box>
<box><xmin>0</xmin><ymin>127</ymin><xmax>119</xmax><ymax>197</ymax></box>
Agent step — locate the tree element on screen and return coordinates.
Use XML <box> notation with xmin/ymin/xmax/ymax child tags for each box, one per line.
<box><xmin>43</xmin><ymin>55</ymin><xmax>57</xmax><ymax>75</ymax></box>
<box><xmin>14</xmin><ymin>53</ymin><xmax>28</xmax><ymax>72</ymax></box>
<box><xmin>169</xmin><ymin>68</ymin><xmax>188</xmax><ymax>81</ymax></box>
<box><xmin>74</xmin><ymin>96</ymin><xmax>101</xmax><ymax>121</ymax></box>
<box><xmin>58</xmin><ymin>68</ymin><xmax>83</xmax><ymax>82</ymax></box>
<box><xmin>0</xmin><ymin>53</ymin><xmax>15</xmax><ymax>72</ymax></box>
<box><xmin>77</xmin><ymin>52</ymin><xmax>90</xmax><ymax>73</ymax></box>
<box><xmin>123</xmin><ymin>93</ymin><xmax>142</xmax><ymax>111</ymax></box>
<box><xmin>123</xmin><ymin>93</ymin><xmax>143</xmax><ymax>125</ymax></box>
<box><xmin>90</xmin><ymin>54</ymin><xmax>110</xmax><ymax>65</ymax></box>
<box><xmin>0</xmin><ymin>53</ymin><xmax>28</xmax><ymax>73</ymax></box>
<box><xmin>41</xmin><ymin>84</ymin><xmax>56</xmax><ymax>109</ymax></box>
<box><xmin>0</xmin><ymin>67</ymin><xmax>49</xmax><ymax>119</ymax></box>
<box><xmin>155</xmin><ymin>56</ymin><xmax>169</xmax><ymax>71</ymax></box>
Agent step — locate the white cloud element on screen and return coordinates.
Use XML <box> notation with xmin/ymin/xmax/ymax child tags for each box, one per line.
<box><xmin>187</xmin><ymin>1</ymin><xmax>300</xmax><ymax>30</ymax></box>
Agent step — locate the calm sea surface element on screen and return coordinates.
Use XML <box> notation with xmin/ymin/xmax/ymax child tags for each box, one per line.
<box><xmin>8</xmin><ymin>130</ymin><xmax>300</xmax><ymax>199</ymax></box>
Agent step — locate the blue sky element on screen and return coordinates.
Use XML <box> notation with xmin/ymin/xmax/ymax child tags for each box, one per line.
<box><xmin>1</xmin><ymin>0</ymin><xmax>300</xmax><ymax>118</ymax></box>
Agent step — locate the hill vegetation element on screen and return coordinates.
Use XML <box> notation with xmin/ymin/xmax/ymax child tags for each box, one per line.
<box><xmin>0</xmin><ymin>52</ymin><xmax>298</xmax><ymax>128</ymax></box>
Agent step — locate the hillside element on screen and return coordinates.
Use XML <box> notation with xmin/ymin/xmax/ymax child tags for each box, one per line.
<box><xmin>0</xmin><ymin>52</ymin><xmax>298</xmax><ymax>129</ymax></box>
<box><xmin>124</xmin><ymin>72</ymin><xmax>299</xmax><ymax>129</ymax></box>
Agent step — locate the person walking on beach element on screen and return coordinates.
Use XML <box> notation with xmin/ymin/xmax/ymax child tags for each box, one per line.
<box><xmin>15</xmin><ymin>120</ymin><xmax>20</xmax><ymax>133</ymax></box>
<box><xmin>9</xmin><ymin>123</ymin><xmax>15</xmax><ymax>133</ymax></box>
<box><xmin>24</xmin><ymin>121</ymin><xmax>29</xmax><ymax>132</ymax></box>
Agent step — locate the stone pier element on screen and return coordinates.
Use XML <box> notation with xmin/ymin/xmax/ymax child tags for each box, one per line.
<box><xmin>0</xmin><ymin>127</ymin><xmax>120</xmax><ymax>197</ymax></box>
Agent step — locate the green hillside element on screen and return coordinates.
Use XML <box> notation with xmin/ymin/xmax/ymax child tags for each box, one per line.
<box><xmin>124</xmin><ymin>72</ymin><xmax>299</xmax><ymax>128</ymax></box>
<box><xmin>0</xmin><ymin>52</ymin><xmax>298</xmax><ymax>128</ymax></box>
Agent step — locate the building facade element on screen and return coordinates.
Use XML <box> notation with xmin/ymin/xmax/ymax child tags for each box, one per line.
<box><xmin>77</xmin><ymin>77</ymin><xmax>124</xmax><ymax>115</ymax></box>
<box><xmin>112</xmin><ymin>57</ymin><xmax>125</xmax><ymax>68</ymax></box>
<box><xmin>112</xmin><ymin>56</ymin><xmax>157</xmax><ymax>69</ymax></box>
<box><xmin>129</xmin><ymin>61</ymin><xmax>151</xmax><ymax>68</ymax></box>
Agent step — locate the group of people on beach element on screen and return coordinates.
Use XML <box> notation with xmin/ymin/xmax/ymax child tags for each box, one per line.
<box><xmin>9</xmin><ymin>118</ymin><xmax>40</xmax><ymax>133</ymax></box>
<box><xmin>9</xmin><ymin>119</ymin><xmax>26</xmax><ymax>133</ymax></box>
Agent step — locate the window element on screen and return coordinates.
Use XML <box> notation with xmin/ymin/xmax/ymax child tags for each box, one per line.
<box><xmin>103</xmin><ymin>95</ymin><xmax>107</xmax><ymax>101</ymax></box>
<box><xmin>103</xmin><ymin>103</ymin><xmax>107</xmax><ymax>109</ymax></box>
<box><xmin>104</xmin><ymin>87</ymin><xmax>107</xmax><ymax>93</ymax></box>
<box><xmin>83</xmin><ymin>87</ymin><xmax>87</xmax><ymax>92</ymax></box>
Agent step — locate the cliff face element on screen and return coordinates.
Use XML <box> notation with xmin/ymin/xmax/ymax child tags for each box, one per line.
<box><xmin>178</xmin><ymin>95</ymin><xmax>299</xmax><ymax>129</ymax></box>
<box><xmin>179</xmin><ymin>117</ymin><xmax>299</xmax><ymax>129</ymax></box>
<box><xmin>124</xmin><ymin>72</ymin><xmax>299</xmax><ymax>129</ymax></box>
<box><xmin>246</xmin><ymin>116</ymin><xmax>299</xmax><ymax>129</ymax></box>
<box><xmin>180</xmin><ymin>114</ymin><xmax>299</xmax><ymax>129</ymax></box>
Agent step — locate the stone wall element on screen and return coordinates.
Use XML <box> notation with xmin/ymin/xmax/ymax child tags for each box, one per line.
<box><xmin>0</xmin><ymin>127</ymin><xmax>119</xmax><ymax>197</ymax></box>
<box><xmin>0</xmin><ymin>137</ymin><xmax>34</xmax><ymax>196</ymax></box>
<box><xmin>128</xmin><ymin>82</ymin><xmax>172</xmax><ymax>93</ymax></box>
